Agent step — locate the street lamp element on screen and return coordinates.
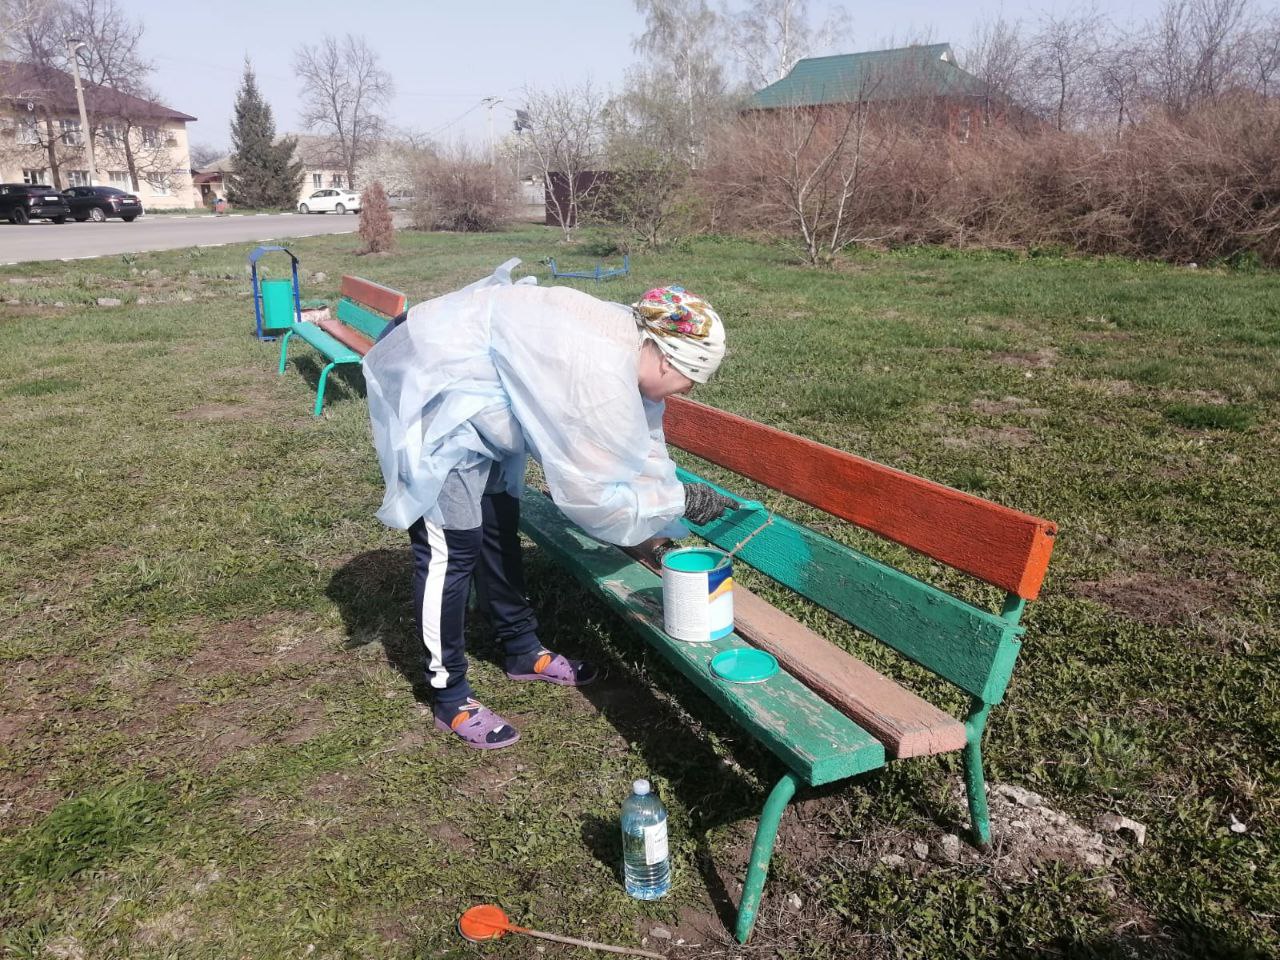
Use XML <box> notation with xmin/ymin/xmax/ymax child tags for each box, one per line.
<box><xmin>65</xmin><ymin>37</ymin><xmax>97</xmax><ymax>187</ymax></box>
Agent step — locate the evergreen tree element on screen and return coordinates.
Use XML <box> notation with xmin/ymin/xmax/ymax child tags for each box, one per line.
<box><xmin>227</xmin><ymin>59</ymin><xmax>303</xmax><ymax>208</ymax></box>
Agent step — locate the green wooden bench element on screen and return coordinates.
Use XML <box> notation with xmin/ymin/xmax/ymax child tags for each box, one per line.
<box><xmin>518</xmin><ymin>396</ymin><xmax>1058</xmax><ymax>943</ymax></box>
<box><xmin>277</xmin><ymin>275</ymin><xmax>407</xmax><ymax>415</ymax></box>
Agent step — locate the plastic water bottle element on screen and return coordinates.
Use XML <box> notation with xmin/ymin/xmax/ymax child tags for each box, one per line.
<box><xmin>621</xmin><ymin>779</ymin><xmax>671</xmax><ymax>899</ymax></box>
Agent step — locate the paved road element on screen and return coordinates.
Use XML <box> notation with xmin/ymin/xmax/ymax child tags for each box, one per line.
<box><xmin>0</xmin><ymin>212</ymin><xmax>384</xmax><ymax>265</ymax></box>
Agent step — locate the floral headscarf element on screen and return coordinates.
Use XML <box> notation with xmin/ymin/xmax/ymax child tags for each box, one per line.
<box><xmin>631</xmin><ymin>286</ymin><xmax>726</xmax><ymax>384</ymax></box>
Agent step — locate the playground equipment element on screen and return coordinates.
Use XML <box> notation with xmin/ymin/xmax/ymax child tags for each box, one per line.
<box><xmin>547</xmin><ymin>254</ymin><xmax>630</xmax><ymax>281</ymax></box>
<box><xmin>249</xmin><ymin>245</ymin><xmax>304</xmax><ymax>341</ymax></box>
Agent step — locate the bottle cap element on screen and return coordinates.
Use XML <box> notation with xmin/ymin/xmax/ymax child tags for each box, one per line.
<box><xmin>632</xmin><ymin>779</ymin><xmax>651</xmax><ymax>796</ymax></box>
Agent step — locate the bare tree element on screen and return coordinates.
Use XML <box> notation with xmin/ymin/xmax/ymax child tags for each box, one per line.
<box><xmin>1145</xmin><ymin>0</ymin><xmax>1251</xmax><ymax>116</ymax></box>
<box><xmin>294</xmin><ymin>34</ymin><xmax>393</xmax><ymax>190</ymax></box>
<box><xmin>633</xmin><ymin>0</ymin><xmax>731</xmax><ymax>162</ymax></box>
<box><xmin>189</xmin><ymin>141</ymin><xmax>223</xmax><ymax>168</ymax></box>
<box><xmin>717</xmin><ymin>70</ymin><xmax>899</xmax><ymax>264</ymax></box>
<box><xmin>5</xmin><ymin>0</ymin><xmax>75</xmax><ymax>188</ymax></box>
<box><xmin>1245</xmin><ymin>12</ymin><xmax>1280</xmax><ymax>94</ymax></box>
<box><xmin>517</xmin><ymin>82</ymin><xmax>606</xmax><ymax>241</ymax></box>
<box><xmin>1093</xmin><ymin>32</ymin><xmax>1146</xmax><ymax>134</ymax></box>
<box><xmin>59</xmin><ymin>0</ymin><xmax>174</xmax><ymax>192</ymax></box>
<box><xmin>725</xmin><ymin>0</ymin><xmax>852</xmax><ymax>90</ymax></box>
<box><xmin>601</xmin><ymin>67</ymin><xmax>696</xmax><ymax>248</ymax></box>
<box><xmin>1028</xmin><ymin>7</ymin><xmax>1104</xmax><ymax>131</ymax></box>
<box><xmin>961</xmin><ymin>14</ymin><xmax>1031</xmax><ymax>125</ymax></box>
<box><xmin>1</xmin><ymin>0</ymin><xmax>54</xmax><ymax>58</ymax></box>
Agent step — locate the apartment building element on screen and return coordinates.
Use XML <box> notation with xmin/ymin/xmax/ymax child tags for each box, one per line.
<box><xmin>0</xmin><ymin>60</ymin><xmax>196</xmax><ymax>209</ymax></box>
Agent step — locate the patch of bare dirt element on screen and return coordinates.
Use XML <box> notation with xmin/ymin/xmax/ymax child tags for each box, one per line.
<box><xmin>427</xmin><ymin>819</ymin><xmax>475</xmax><ymax>853</ymax></box>
<box><xmin>1161</xmin><ymin>387</ymin><xmax>1232</xmax><ymax>405</ymax></box>
<box><xmin>971</xmin><ymin>425</ymin><xmax>1036</xmax><ymax>447</ymax></box>
<box><xmin>970</xmin><ymin>396</ymin><xmax>1049</xmax><ymax>417</ymax></box>
<box><xmin>1073</xmin><ymin>573</ymin><xmax>1232</xmax><ymax>626</ymax></box>
<box><xmin>179</xmin><ymin>613</ymin><xmax>345</xmax><ymax>678</ymax></box>
<box><xmin>637</xmin><ymin>905</ymin><xmax>727</xmax><ymax>953</ymax></box>
<box><xmin>279</xmin><ymin>699</ymin><xmax>328</xmax><ymax>745</ymax></box>
<box><xmin>304</xmin><ymin>770</ymin><xmax>364</xmax><ymax>804</ymax></box>
<box><xmin>943</xmin><ymin>425</ymin><xmax>1037</xmax><ymax>449</ymax></box>
<box><xmin>186</xmin><ymin>714</ymin><xmax>262</xmax><ymax>772</ymax></box>
<box><xmin>1075</xmin><ymin>378</ymin><xmax>1135</xmax><ymax>396</ymax></box>
<box><xmin>465</xmin><ymin>746</ymin><xmax>528</xmax><ymax>800</ymax></box>
<box><xmin>796</xmin><ymin>779</ymin><xmax>1125</xmax><ymax>888</ymax></box>
<box><xmin>174</xmin><ymin>401</ymin><xmax>271</xmax><ymax>422</ymax></box>
<box><xmin>992</xmin><ymin>347</ymin><xmax>1059</xmax><ymax>369</ymax></box>
<box><xmin>135</xmin><ymin>908</ymin><xmax>196</xmax><ymax>947</ymax></box>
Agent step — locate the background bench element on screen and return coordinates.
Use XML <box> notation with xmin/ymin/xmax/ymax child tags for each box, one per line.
<box><xmin>277</xmin><ymin>276</ymin><xmax>406</xmax><ymax>415</ymax></box>
<box><xmin>518</xmin><ymin>395</ymin><xmax>1057</xmax><ymax>943</ymax></box>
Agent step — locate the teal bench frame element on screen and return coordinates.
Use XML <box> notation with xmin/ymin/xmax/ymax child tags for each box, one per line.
<box><xmin>518</xmin><ymin>396</ymin><xmax>1058</xmax><ymax>943</ymax></box>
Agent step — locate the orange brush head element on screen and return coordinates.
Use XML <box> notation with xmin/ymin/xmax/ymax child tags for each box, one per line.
<box><xmin>458</xmin><ymin>904</ymin><xmax>512</xmax><ymax>942</ymax></box>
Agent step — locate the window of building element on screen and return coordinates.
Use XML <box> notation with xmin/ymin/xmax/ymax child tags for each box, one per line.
<box><xmin>67</xmin><ymin>169</ymin><xmax>91</xmax><ymax>187</ymax></box>
<box><xmin>17</xmin><ymin>117</ymin><xmax>41</xmax><ymax>145</ymax></box>
<box><xmin>145</xmin><ymin>174</ymin><xmax>170</xmax><ymax>195</ymax></box>
<box><xmin>59</xmin><ymin>118</ymin><xmax>83</xmax><ymax>146</ymax></box>
<box><xmin>99</xmin><ymin>122</ymin><xmax>121</xmax><ymax>146</ymax></box>
<box><xmin>108</xmin><ymin>170</ymin><xmax>130</xmax><ymax>187</ymax></box>
<box><xmin>312</xmin><ymin>173</ymin><xmax>322</xmax><ymax>188</ymax></box>
<box><xmin>21</xmin><ymin>168</ymin><xmax>46</xmax><ymax>185</ymax></box>
<box><xmin>330</xmin><ymin>174</ymin><xmax>345</xmax><ymax>188</ymax></box>
<box><xmin>958</xmin><ymin>110</ymin><xmax>972</xmax><ymax>144</ymax></box>
<box><xmin>141</xmin><ymin>126</ymin><xmax>160</xmax><ymax>148</ymax></box>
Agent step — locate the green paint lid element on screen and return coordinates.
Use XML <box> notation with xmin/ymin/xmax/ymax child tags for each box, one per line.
<box><xmin>710</xmin><ymin>648</ymin><xmax>779</xmax><ymax>684</ymax></box>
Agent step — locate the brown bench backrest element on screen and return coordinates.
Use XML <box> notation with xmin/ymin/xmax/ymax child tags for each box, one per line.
<box><xmin>663</xmin><ymin>396</ymin><xmax>1057</xmax><ymax>601</ymax></box>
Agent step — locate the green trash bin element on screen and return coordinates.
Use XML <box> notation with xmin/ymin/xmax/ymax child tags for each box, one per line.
<box><xmin>261</xmin><ymin>278</ymin><xmax>297</xmax><ymax>334</ymax></box>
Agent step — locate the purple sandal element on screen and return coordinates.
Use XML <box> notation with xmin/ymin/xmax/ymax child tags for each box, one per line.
<box><xmin>434</xmin><ymin>698</ymin><xmax>521</xmax><ymax>750</ymax></box>
<box><xmin>505</xmin><ymin>649</ymin><xmax>600</xmax><ymax>687</ymax></box>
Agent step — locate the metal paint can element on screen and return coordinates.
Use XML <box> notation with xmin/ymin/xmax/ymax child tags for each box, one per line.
<box><xmin>661</xmin><ymin>547</ymin><xmax>734</xmax><ymax>643</ymax></box>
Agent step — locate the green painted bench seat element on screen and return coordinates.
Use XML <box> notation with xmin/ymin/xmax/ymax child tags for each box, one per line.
<box><xmin>520</xmin><ymin>491</ymin><xmax>887</xmax><ymax>786</ymax></box>
<box><xmin>289</xmin><ymin>322</ymin><xmax>361</xmax><ymax>365</ymax></box>
<box><xmin>518</xmin><ymin>395</ymin><xmax>1059</xmax><ymax>943</ymax></box>
<box><xmin>278</xmin><ymin>275</ymin><xmax>407</xmax><ymax>415</ymax></box>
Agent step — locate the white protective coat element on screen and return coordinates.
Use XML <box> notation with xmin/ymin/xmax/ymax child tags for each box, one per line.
<box><xmin>363</xmin><ymin>259</ymin><xmax>688</xmax><ymax>546</ymax></box>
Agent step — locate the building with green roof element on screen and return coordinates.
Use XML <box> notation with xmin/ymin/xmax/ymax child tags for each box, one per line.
<box><xmin>747</xmin><ymin>43</ymin><xmax>1034</xmax><ymax>139</ymax></box>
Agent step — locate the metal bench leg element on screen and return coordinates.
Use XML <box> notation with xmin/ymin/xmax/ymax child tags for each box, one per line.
<box><xmin>964</xmin><ymin>700</ymin><xmax>993</xmax><ymax>849</ymax></box>
<box><xmin>314</xmin><ymin>361</ymin><xmax>338</xmax><ymax>416</ymax></box>
<box><xmin>277</xmin><ymin>329</ymin><xmax>293</xmax><ymax>375</ymax></box>
<box><xmin>735</xmin><ymin>772</ymin><xmax>798</xmax><ymax>944</ymax></box>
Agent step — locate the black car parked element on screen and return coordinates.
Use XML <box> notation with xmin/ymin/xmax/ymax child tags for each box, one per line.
<box><xmin>0</xmin><ymin>183</ymin><xmax>70</xmax><ymax>224</ymax></box>
<box><xmin>62</xmin><ymin>186</ymin><xmax>143</xmax><ymax>222</ymax></box>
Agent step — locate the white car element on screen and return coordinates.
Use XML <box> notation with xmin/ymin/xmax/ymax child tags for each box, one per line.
<box><xmin>297</xmin><ymin>188</ymin><xmax>361</xmax><ymax>214</ymax></box>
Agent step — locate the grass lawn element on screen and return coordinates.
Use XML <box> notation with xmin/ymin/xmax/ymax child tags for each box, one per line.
<box><xmin>0</xmin><ymin>227</ymin><xmax>1276</xmax><ymax>959</ymax></box>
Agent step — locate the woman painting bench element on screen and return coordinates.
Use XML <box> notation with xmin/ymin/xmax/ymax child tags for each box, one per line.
<box><xmin>363</xmin><ymin>261</ymin><xmax>736</xmax><ymax>750</ymax></box>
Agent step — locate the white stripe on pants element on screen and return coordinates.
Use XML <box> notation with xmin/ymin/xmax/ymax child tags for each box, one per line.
<box><xmin>420</xmin><ymin>519</ymin><xmax>451</xmax><ymax>690</ymax></box>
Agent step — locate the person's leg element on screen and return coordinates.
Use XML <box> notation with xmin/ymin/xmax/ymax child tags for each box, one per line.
<box><xmin>476</xmin><ymin>489</ymin><xmax>540</xmax><ymax>656</ymax></box>
<box><xmin>409</xmin><ymin>511</ymin><xmax>518</xmax><ymax>749</ymax></box>
<box><xmin>477</xmin><ymin>489</ymin><xmax>599</xmax><ymax>686</ymax></box>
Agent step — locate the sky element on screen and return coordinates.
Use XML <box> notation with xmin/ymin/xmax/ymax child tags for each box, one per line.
<box><xmin>130</xmin><ymin>0</ymin><xmax>1169</xmax><ymax>155</ymax></box>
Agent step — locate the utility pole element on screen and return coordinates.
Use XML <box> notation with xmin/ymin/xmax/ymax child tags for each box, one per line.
<box><xmin>65</xmin><ymin>38</ymin><xmax>97</xmax><ymax>186</ymax></box>
<box><xmin>480</xmin><ymin>96</ymin><xmax>503</xmax><ymax>165</ymax></box>
<box><xmin>481</xmin><ymin>96</ymin><xmax>503</xmax><ymax>200</ymax></box>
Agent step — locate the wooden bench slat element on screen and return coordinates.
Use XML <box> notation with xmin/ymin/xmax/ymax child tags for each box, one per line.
<box><xmin>340</xmin><ymin>275</ymin><xmax>406</xmax><ymax>318</ymax></box>
<box><xmin>677</xmin><ymin>467</ymin><xmax>1023</xmax><ymax>704</ymax></box>
<box><xmin>664</xmin><ymin>397</ymin><xmax>1058</xmax><ymax>600</ymax></box>
<box><xmin>731</xmin><ymin>589</ymin><xmax>969</xmax><ymax>758</ymax></box>
<box><xmin>624</xmin><ymin>546</ymin><xmax>968</xmax><ymax>759</ymax></box>
<box><xmin>290</xmin><ymin>322</ymin><xmax>361</xmax><ymax>364</ymax></box>
<box><xmin>336</xmin><ymin>298</ymin><xmax>393</xmax><ymax>342</ymax></box>
<box><xmin>520</xmin><ymin>490</ymin><xmax>886</xmax><ymax>786</ymax></box>
<box><xmin>316</xmin><ymin>317</ymin><xmax>374</xmax><ymax>357</ymax></box>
